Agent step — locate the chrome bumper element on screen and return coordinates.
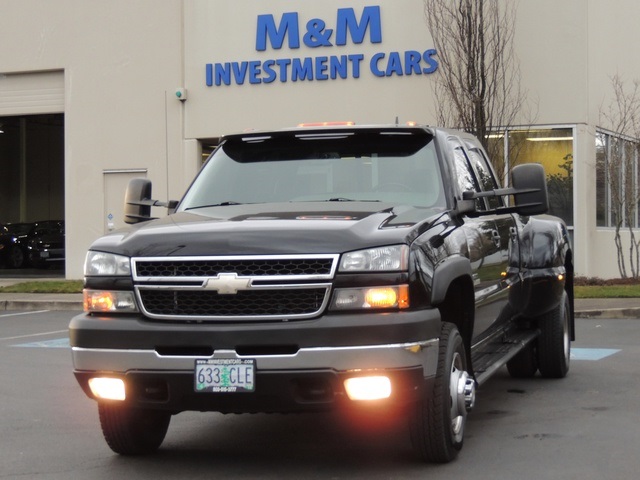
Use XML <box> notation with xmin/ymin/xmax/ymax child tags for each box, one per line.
<box><xmin>72</xmin><ymin>339</ymin><xmax>439</xmax><ymax>376</ymax></box>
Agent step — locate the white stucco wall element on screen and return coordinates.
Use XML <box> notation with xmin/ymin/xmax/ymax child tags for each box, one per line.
<box><xmin>0</xmin><ymin>0</ymin><xmax>184</xmax><ymax>278</ymax></box>
<box><xmin>182</xmin><ymin>0</ymin><xmax>441</xmax><ymax>140</ymax></box>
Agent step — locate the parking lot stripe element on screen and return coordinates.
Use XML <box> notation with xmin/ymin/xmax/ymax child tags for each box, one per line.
<box><xmin>0</xmin><ymin>310</ymin><xmax>50</xmax><ymax>318</ymax></box>
<box><xmin>13</xmin><ymin>337</ymin><xmax>70</xmax><ymax>348</ymax></box>
<box><xmin>0</xmin><ymin>329</ymin><xmax>68</xmax><ymax>342</ymax></box>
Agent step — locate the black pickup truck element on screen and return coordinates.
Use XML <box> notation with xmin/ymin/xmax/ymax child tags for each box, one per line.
<box><xmin>69</xmin><ymin>124</ymin><xmax>574</xmax><ymax>462</ymax></box>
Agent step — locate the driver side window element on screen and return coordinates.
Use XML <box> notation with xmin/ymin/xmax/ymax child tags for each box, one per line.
<box><xmin>449</xmin><ymin>138</ymin><xmax>486</xmax><ymax>211</ymax></box>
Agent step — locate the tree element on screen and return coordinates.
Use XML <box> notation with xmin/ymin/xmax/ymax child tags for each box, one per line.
<box><xmin>546</xmin><ymin>153</ymin><xmax>574</xmax><ymax>225</ymax></box>
<box><xmin>599</xmin><ymin>74</ymin><xmax>640</xmax><ymax>278</ymax></box>
<box><xmin>423</xmin><ymin>0</ymin><xmax>531</xmax><ymax>179</ymax></box>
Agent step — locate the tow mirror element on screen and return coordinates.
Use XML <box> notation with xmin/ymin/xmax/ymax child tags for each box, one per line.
<box><xmin>124</xmin><ymin>178</ymin><xmax>153</xmax><ymax>224</ymax></box>
<box><xmin>124</xmin><ymin>178</ymin><xmax>179</xmax><ymax>224</ymax></box>
<box><xmin>511</xmin><ymin>163</ymin><xmax>549</xmax><ymax>216</ymax></box>
<box><xmin>458</xmin><ymin>163</ymin><xmax>549</xmax><ymax>218</ymax></box>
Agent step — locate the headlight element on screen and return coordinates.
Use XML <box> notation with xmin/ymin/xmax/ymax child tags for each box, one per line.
<box><xmin>331</xmin><ymin>285</ymin><xmax>409</xmax><ymax>310</ymax></box>
<box><xmin>339</xmin><ymin>245</ymin><xmax>408</xmax><ymax>272</ymax></box>
<box><xmin>83</xmin><ymin>290</ymin><xmax>138</xmax><ymax>313</ymax></box>
<box><xmin>84</xmin><ymin>251</ymin><xmax>131</xmax><ymax>276</ymax></box>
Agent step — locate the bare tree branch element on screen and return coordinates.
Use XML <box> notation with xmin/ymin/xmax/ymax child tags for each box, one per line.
<box><xmin>599</xmin><ymin>74</ymin><xmax>640</xmax><ymax>278</ymax></box>
<box><xmin>424</xmin><ymin>0</ymin><xmax>531</xmax><ymax>177</ymax></box>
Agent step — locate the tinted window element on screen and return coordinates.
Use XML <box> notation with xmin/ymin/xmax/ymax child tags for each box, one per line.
<box><xmin>467</xmin><ymin>148</ymin><xmax>502</xmax><ymax>209</ymax></box>
<box><xmin>449</xmin><ymin>139</ymin><xmax>486</xmax><ymax>211</ymax></box>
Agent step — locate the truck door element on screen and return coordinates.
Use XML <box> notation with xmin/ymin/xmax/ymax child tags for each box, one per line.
<box><xmin>449</xmin><ymin>139</ymin><xmax>515</xmax><ymax>341</ymax></box>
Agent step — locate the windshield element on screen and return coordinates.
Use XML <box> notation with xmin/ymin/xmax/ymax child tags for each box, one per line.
<box><xmin>179</xmin><ymin>129</ymin><xmax>445</xmax><ymax>210</ymax></box>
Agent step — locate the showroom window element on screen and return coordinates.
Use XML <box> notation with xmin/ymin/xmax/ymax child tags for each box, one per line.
<box><xmin>596</xmin><ymin>130</ymin><xmax>640</xmax><ymax>228</ymax></box>
<box><xmin>487</xmin><ymin>127</ymin><xmax>574</xmax><ymax>227</ymax></box>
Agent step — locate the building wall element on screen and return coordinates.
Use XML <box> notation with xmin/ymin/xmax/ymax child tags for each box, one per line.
<box><xmin>1</xmin><ymin>0</ymin><xmax>640</xmax><ymax>279</ymax></box>
<box><xmin>515</xmin><ymin>0</ymin><xmax>589</xmax><ymax>126</ymax></box>
<box><xmin>585</xmin><ymin>0</ymin><xmax>640</xmax><ymax>278</ymax></box>
<box><xmin>0</xmin><ymin>0</ymin><xmax>184</xmax><ymax>278</ymax></box>
<box><xmin>182</xmin><ymin>1</ymin><xmax>441</xmax><ymax>140</ymax></box>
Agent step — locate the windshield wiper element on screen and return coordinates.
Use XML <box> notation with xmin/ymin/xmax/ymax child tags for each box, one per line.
<box><xmin>185</xmin><ymin>201</ymin><xmax>243</xmax><ymax>210</ymax></box>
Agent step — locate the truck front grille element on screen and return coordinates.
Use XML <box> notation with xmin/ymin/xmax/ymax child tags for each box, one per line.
<box><xmin>135</xmin><ymin>258</ymin><xmax>334</xmax><ymax>278</ymax></box>
<box><xmin>132</xmin><ymin>255</ymin><xmax>338</xmax><ymax>322</ymax></box>
<box><xmin>139</xmin><ymin>288</ymin><xmax>327</xmax><ymax>318</ymax></box>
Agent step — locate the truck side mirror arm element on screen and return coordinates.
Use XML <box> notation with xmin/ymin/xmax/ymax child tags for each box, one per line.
<box><xmin>459</xmin><ymin>163</ymin><xmax>549</xmax><ymax>218</ymax></box>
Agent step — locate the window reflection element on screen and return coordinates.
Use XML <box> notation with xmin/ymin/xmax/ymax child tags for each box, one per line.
<box><xmin>488</xmin><ymin>128</ymin><xmax>574</xmax><ymax>226</ymax></box>
<box><xmin>596</xmin><ymin>129</ymin><xmax>639</xmax><ymax>228</ymax></box>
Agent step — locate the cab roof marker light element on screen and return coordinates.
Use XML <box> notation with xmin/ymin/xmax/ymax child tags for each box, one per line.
<box><xmin>295</xmin><ymin>132</ymin><xmax>355</xmax><ymax>138</ymax></box>
<box><xmin>297</xmin><ymin>121</ymin><xmax>355</xmax><ymax>127</ymax></box>
<box><xmin>242</xmin><ymin>135</ymin><xmax>272</xmax><ymax>143</ymax></box>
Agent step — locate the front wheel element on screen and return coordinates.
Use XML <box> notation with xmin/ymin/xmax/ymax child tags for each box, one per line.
<box><xmin>6</xmin><ymin>246</ymin><xmax>24</xmax><ymax>269</ymax></box>
<box><xmin>98</xmin><ymin>403</ymin><xmax>171</xmax><ymax>455</ymax></box>
<box><xmin>537</xmin><ymin>290</ymin><xmax>571</xmax><ymax>378</ymax></box>
<box><xmin>409</xmin><ymin>322</ymin><xmax>475</xmax><ymax>463</ymax></box>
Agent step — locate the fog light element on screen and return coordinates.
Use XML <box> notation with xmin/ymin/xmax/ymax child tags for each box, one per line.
<box><xmin>88</xmin><ymin>377</ymin><xmax>126</xmax><ymax>401</ymax></box>
<box><xmin>344</xmin><ymin>376</ymin><xmax>391</xmax><ymax>401</ymax></box>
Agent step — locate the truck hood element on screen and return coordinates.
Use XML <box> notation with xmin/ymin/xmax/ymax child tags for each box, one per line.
<box><xmin>91</xmin><ymin>202</ymin><xmax>444</xmax><ymax>257</ymax></box>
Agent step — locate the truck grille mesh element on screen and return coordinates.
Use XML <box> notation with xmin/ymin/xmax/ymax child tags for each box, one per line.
<box><xmin>132</xmin><ymin>256</ymin><xmax>337</xmax><ymax>321</ymax></box>
<box><xmin>139</xmin><ymin>288</ymin><xmax>327</xmax><ymax>318</ymax></box>
<box><xmin>135</xmin><ymin>258</ymin><xmax>334</xmax><ymax>277</ymax></box>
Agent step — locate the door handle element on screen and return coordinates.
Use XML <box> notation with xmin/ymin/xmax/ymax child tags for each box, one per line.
<box><xmin>491</xmin><ymin>229</ymin><xmax>501</xmax><ymax>248</ymax></box>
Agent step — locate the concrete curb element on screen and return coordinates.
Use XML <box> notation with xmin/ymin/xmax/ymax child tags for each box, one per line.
<box><xmin>575</xmin><ymin>308</ymin><xmax>640</xmax><ymax>319</ymax></box>
<box><xmin>0</xmin><ymin>299</ymin><xmax>83</xmax><ymax>311</ymax></box>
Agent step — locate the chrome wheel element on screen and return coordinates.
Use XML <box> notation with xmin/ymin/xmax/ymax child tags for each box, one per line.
<box><xmin>449</xmin><ymin>352</ymin><xmax>474</xmax><ymax>442</ymax></box>
<box><xmin>410</xmin><ymin>322</ymin><xmax>472</xmax><ymax>463</ymax></box>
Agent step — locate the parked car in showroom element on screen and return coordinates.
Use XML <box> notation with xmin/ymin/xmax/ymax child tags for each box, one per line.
<box><xmin>0</xmin><ymin>222</ymin><xmax>32</xmax><ymax>269</ymax></box>
<box><xmin>26</xmin><ymin>220</ymin><xmax>65</xmax><ymax>268</ymax></box>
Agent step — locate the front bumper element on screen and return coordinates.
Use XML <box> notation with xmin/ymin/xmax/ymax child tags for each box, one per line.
<box><xmin>73</xmin><ymin>342</ymin><xmax>437</xmax><ymax>413</ymax></box>
<box><xmin>70</xmin><ymin>309</ymin><xmax>441</xmax><ymax>413</ymax></box>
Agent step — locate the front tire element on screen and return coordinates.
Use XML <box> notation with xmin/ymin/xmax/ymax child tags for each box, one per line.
<box><xmin>537</xmin><ymin>290</ymin><xmax>571</xmax><ymax>378</ymax></box>
<box><xmin>410</xmin><ymin>322</ymin><xmax>474</xmax><ymax>463</ymax></box>
<box><xmin>98</xmin><ymin>403</ymin><xmax>171</xmax><ymax>455</ymax></box>
<box><xmin>6</xmin><ymin>246</ymin><xmax>24</xmax><ymax>269</ymax></box>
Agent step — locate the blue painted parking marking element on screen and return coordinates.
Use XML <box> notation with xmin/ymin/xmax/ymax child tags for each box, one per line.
<box><xmin>571</xmin><ymin>348</ymin><xmax>620</xmax><ymax>361</ymax></box>
<box><xmin>13</xmin><ymin>338</ymin><xmax>70</xmax><ymax>349</ymax></box>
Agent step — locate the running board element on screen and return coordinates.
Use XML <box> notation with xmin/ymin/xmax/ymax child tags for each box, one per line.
<box><xmin>471</xmin><ymin>329</ymin><xmax>540</xmax><ymax>386</ymax></box>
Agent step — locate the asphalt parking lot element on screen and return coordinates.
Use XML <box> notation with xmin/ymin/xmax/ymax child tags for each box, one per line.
<box><xmin>0</xmin><ymin>309</ymin><xmax>639</xmax><ymax>479</ymax></box>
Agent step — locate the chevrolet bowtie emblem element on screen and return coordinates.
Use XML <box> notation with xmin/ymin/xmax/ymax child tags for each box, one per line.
<box><xmin>203</xmin><ymin>273</ymin><xmax>252</xmax><ymax>294</ymax></box>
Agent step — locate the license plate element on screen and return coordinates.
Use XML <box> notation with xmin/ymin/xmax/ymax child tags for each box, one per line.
<box><xmin>194</xmin><ymin>359</ymin><xmax>255</xmax><ymax>393</ymax></box>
